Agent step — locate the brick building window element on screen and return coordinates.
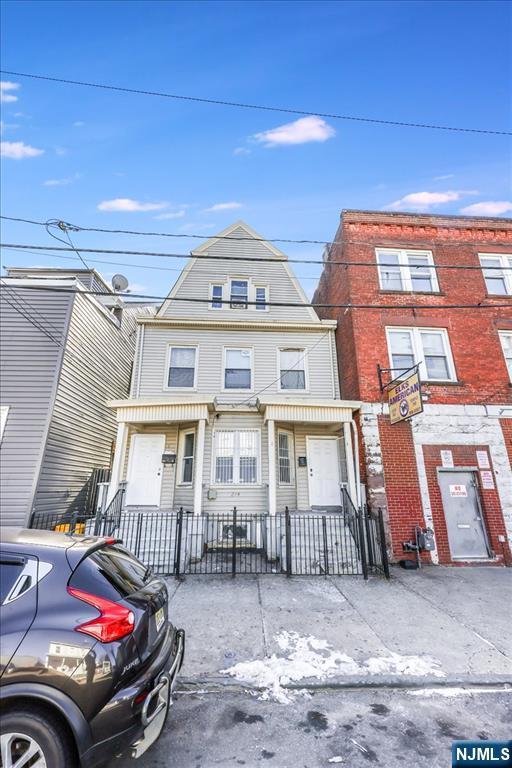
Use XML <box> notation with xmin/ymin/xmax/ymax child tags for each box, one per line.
<box><xmin>386</xmin><ymin>327</ymin><xmax>456</xmax><ymax>382</ymax></box>
<box><xmin>499</xmin><ymin>332</ymin><xmax>512</xmax><ymax>381</ymax></box>
<box><xmin>479</xmin><ymin>254</ymin><xmax>512</xmax><ymax>295</ymax></box>
<box><xmin>376</xmin><ymin>249</ymin><xmax>439</xmax><ymax>293</ymax></box>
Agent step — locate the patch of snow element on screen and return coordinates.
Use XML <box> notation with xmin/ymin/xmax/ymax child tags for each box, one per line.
<box><xmin>408</xmin><ymin>686</ymin><xmax>512</xmax><ymax>698</ymax></box>
<box><xmin>221</xmin><ymin>631</ymin><xmax>445</xmax><ymax>703</ymax></box>
<box><xmin>328</xmin><ymin>757</ymin><xmax>344</xmax><ymax>764</ymax></box>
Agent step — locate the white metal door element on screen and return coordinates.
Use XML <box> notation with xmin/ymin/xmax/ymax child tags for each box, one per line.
<box><xmin>307</xmin><ymin>438</ymin><xmax>341</xmax><ymax>507</ymax></box>
<box><xmin>438</xmin><ymin>471</ymin><xmax>490</xmax><ymax>559</ymax></box>
<box><xmin>126</xmin><ymin>434</ymin><xmax>165</xmax><ymax>506</ymax></box>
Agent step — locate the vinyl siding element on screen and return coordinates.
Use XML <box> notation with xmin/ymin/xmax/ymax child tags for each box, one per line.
<box><xmin>33</xmin><ymin>294</ymin><xmax>136</xmax><ymax>516</ymax></box>
<box><xmin>159</xmin><ymin>226</ymin><xmax>317</xmax><ymax>324</ymax></box>
<box><xmin>0</xmin><ymin>287</ymin><xmax>72</xmax><ymax>525</ymax></box>
<box><xmin>137</xmin><ymin>326</ymin><xmax>337</xmax><ymax>401</ymax></box>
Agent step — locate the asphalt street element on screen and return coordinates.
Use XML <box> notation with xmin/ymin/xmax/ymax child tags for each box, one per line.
<box><xmin>119</xmin><ymin>686</ymin><xmax>512</xmax><ymax>768</ymax></box>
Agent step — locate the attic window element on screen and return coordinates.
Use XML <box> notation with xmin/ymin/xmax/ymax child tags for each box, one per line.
<box><xmin>211</xmin><ymin>285</ymin><xmax>223</xmax><ymax>309</ymax></box>
<box><xmin>255</xmin><ymin>286</ymin><xmax>268</xmax><ymax>310</ymax></box>
<box><xmin>230</xmin><ymin>280</ymin><xmax>248</xmax><ymax>309</ymax></box>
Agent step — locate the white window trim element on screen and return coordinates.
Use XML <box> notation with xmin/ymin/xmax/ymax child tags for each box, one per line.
<box><xmin>211</xmin><ymin>429</ymin><xmax>261</xmax><ymax>486</ymax></box>
<box><xmin>207</xmin><ymin>278</ymin><xmax>270</xmax><ymax>312</ymax></box>
<box><xmin>277</xmin><ymin>429</ymin><xmax>295</xmax><ymax>486</ymax></box>
<box><xmin>254</xmin><ymin>284</ymin><xmax>270</xmax><ymax>312</ymax></box>
<box><xmin>222</xmin><ymin>346</ymin><xmax>254</xmax><ymax>392</ymax></box>
<box><xmin>177</xmin><ymin>428</ymin><xmax>196</xmax><ymax>486</ymax></box>
<box><xmin>376</xmin><ymin>248</ymin><xmax>439</xmax><ymax>293</ymax></box>
<box><xmin>385</xmin><ymin>326</ymin><xmax>457</xmax><ymax>383</ymax></box>
<box><xmin>479</xmin><ymin>253</ymin><xmax>512</xmax><ymax>296</ymax></box>
<box><xmin>163</xmin><ymin>344</ymin><xmax>198</xmax><ymax>391</ymax></box>
<box><xmin>499</xmin><ymin>331</ymin><xmax>512</xmax><ymax>382</ymax></box>
<box><xmin>209</xmin><ymin>283</ymin><xmax>226</xmax><ymax>310</ymax></box>
<box><xmin>0</xmin><ymin>405</ymin><xmax>9</xmax><ymax>443</ymax></box>
<box><xmin>277</xmin><ymin>347</ymin><xmax>309</xmax><ymax>392</ymax></box>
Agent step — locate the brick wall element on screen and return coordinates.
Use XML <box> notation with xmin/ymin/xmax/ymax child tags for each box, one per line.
<box><xmin>377</xmin><ymin>415</ymin><xmax>429</xmax><ymax>562</ymax></box>
<box><xmin>314</xmin><ymin>211</ymin><xmax>512</xmax><ymax>405</ymax></box>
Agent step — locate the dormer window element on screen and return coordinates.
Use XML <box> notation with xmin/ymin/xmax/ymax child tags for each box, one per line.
<box><xmin>230</xmin><ymin>280</ymin><xmax>248</xmax><ymax>309</ymax></box>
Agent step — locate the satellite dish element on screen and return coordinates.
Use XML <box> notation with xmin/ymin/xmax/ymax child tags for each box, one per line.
<box><xmin>112</xmin><ymin>274</ymin><xmax>129</xmax><ymax>292</ymax></box>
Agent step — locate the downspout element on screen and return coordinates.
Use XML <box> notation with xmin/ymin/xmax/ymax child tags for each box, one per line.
<box><xmin>329</xmin><ymin>329</ymin><xmax>337</xmax><ymax>399</ymax></box>
<box><xmin>350</xmin><ymin>418</ymin><xmax>361</xmax><ymax>508</ymax></box>
<box><xmin>136</xmin><ymin>324</ymin><xmax>144</xmax><ymax>398</ymax></box>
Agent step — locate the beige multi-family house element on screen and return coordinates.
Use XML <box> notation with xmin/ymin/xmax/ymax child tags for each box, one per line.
<box><xmin>107</xmin><ymin>222</ymin><xmax>361</xmax><ymax>516</ymax></box>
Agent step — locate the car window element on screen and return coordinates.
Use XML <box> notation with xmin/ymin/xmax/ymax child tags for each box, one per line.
<box><xmin>0</xmin><ymin>560</ymin><xmax>25</xmax><ymax>603</ymax></box>
<box><xmin>69</xmin><ymin>545</ymin><xmax>151</xmax><ymax>600</ymax></box>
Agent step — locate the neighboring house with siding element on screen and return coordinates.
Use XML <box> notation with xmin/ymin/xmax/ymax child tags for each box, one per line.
<box><xmin>0</xmin><ymin>267</ymin><xmax>145</xmax><ymax>526</ymax></box>
<box><xmin>107</xmin><ymin>222</ymin><xmax>362</xmax><ymax>517</ymax></box>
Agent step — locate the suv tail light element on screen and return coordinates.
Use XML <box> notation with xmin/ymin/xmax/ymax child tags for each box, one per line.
<box><xmin>67</xmin><ymin>586</ymin><xmax>135</xmax><ymax>643</ymax></box>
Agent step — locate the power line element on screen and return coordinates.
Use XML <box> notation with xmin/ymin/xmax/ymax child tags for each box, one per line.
<box><xmin>1</xmin><ymin>69</ymin><xmax>510</xmax><ymax>136</ymax></box>
<box><xmin>3</xmin><ymin>242</ymin><xmax>511</xmax><ymax>272</ymax></box>
<box><xmin>2</xmin><ymin>283</ymin><xmax>511</xmax><ymax>310</ymax></box>
<box><xmin>1</xmin><ymin>285</ymin><xmax>64</xmax><ymax>345</ymax></box>
<box><xmin>0</xmin><ymin>246</ymin><xmax>324</xmax><ymax>281</ymax></box>
<box><xmin>2</xmin><ymin>214</ymin><xmax>511</xmax><ymax>250</ymax></box>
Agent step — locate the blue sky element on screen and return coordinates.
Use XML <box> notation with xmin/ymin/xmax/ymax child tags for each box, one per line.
<box><xmin>1</xmin><ymin>0</ymin><xmax>510</xmax><ymax>297</ymax></box>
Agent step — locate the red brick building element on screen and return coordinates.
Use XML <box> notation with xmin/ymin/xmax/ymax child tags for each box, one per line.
<box><xmin>314</xmin><ymin>210</ymin><xmax>512</xmax><ymax>566</ymax></box>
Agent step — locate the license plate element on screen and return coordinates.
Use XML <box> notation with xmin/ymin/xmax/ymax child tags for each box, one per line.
<box><xmin>155</xmin><ymin>607</ymin><xmax>165</xmax><ymax>632</ymax></box>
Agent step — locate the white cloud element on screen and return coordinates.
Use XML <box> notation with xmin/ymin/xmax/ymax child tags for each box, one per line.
<box><xmin>97</xmin><ymin>198</ymin><xmax>168</xmax><ymax>212</ymax></box>
<box><xmin>73</xmin><ymin>121</ymin><xmax>85</xmax><ymax>127</ymax></box>
<box><xmin>1</xmin><ymin>140</ymin><xmax>44</xmax><ymax>159</ymax></box>
<box><xmin>433</xmin><ymin>174</ymin><xmax>454</xmax><ymax>181</ymax></box>
<box><xmin>154</xmin><ymin>210</ymin><xmax>186</xmax><ymax>220</ymax></box>
<box><xmin>233</xmin><ymin>146</ymin><xmax>251</xmax><ymax>156</ymax></box>
<box><xmin>0</xmin><ymin>81</ymin><xmax>20</xmax><ymax>103</ymax></box>
<box><xmin>43</xmin><ymin>173</ymin><xmax>81</xmax><ymax>187</ymax></box>
<box><xmin>55</xmin><ymin>146</ymin><xmax>68</xmax><ymax>156</ymax></box>
<box><xmin>204</xmin><ymin>202</ymin><xmax>243</xmax><ymax>212</ymax></box>
<box><xmin>387</xmin><ymin>190</ymin><xmax>478</xmax><ymax>211</ymax></box>
<box><xmin>0</xmin><ymin>121</ymin><xmax>19</xmax><ymax>134</ymax></box>
<box><xmin>253</xmin><ymin>116</ymin><xmax>335</xmax><ymax>147</ymax></box>
<box><xmin>460</xmin><ymin>200</ymin><xmax>512</xmax><ymax>216</ymax></box>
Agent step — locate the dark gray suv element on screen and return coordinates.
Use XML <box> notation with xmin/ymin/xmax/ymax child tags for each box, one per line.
<box><xmin>0</xmin><ymin>527</ymin><xmax>185</xmax><ymax>768</ymax></box>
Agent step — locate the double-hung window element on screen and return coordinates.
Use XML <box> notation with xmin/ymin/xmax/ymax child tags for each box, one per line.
<box><xmin>224</xmin><ymin>348</ymin><xmax>252</xmax><ymax>389</ymax></box>
<box><xmin>180</xmin><ymin>431</ymin><xmax>195</xmax><ymax>484</ymax></box>
<box><xmin>479</xmin><ymin>254</ymin><xmax>512</xmax><ymax>295</ymax></box>
<box><xmin>278</xmin><ymin>430</ymin><xmax>294</xmax><ymax>485</ymax></box>
<box><xmin>230</xmin><ymin>279</ymin><xmax>248</xmax><ymax>308</ymax></box>
<box><xmin>386</xmin><ymin>327</ymin><xmax>456</xmax><ymax>382</ymax></box>
<box><xmin>376</xmin><ymin>249</ymin><xmax>439</xmax><ymax>293</ymax></box>
<box><xmin>167</xmin><ymin>346</ymin><xmax>197</xmax><ymax>388</ymax></box>
<box><xmin>214</xmin><ymin>430</ymin><xmax>259</xmax><ymax>484</ymax></box>
<box><xmin>279</xmin><ymin>348</ymin><xmax>306</xmax><ymax>390</ymax></box>
<box><xmin>255</xmin><ymin>286</ymin><xmax>268</xmax><ymax>310</ymax></box>
<box><xmin>211</xmin><ymin>284</ymin><xmax>224</xmax><ymax>309</ymax></box>
<box><xmin>499</xmin><ymin>332</ymin><xmax>512</xmax><ymax>382</ymax></box>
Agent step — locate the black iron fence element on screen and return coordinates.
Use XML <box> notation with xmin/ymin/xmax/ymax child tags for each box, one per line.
<box><xmin>31</xmin><ymin>499</ymin><xmax>390</xmax><ymax>579</ymax></box>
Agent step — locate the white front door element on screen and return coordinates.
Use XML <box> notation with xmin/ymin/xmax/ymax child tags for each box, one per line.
<box><xmin>126</xmin><ymin>434</ymin><xmax>165</xmax><ymax>506</ymax></box>
<box><xmin>307</xmin><ymin>437</ymin><xmax>341</xmax><ymax>507</ymax></box>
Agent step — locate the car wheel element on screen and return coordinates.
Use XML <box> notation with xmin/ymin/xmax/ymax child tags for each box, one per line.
<box><xmin>0</xmin><ymin>707</ymin><xmax>76</xmax><ymax>768</ymax></box>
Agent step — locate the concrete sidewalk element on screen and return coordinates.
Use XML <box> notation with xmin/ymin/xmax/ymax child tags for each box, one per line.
<box><xmin>167</xmin><ymin>566</ymin><xmax>512</xmax><ymax>692</ymax></box>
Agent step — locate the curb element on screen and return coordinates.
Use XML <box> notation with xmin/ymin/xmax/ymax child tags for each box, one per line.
<box><xmin>177</xmin><ymin>675</ymin><xmax>512</xmax><ymax>693</ymax></box>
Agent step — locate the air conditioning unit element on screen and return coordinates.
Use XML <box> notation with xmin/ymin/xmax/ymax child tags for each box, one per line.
<box><xmin>230</xmin><ymin>302</ymin><xmax>247</xmax><ymax>309</ymax></box>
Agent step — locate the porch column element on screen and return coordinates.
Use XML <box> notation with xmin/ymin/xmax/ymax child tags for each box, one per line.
<box><xmin>343</xmin><ymin>421</ymin><xmax>358</xmax><ymax>507</ymax></box>
<box><xmin>107</xmin><ymin>421</ymin><xmax>128</xmax><ymax>505</ymax></box>
<box><xmin>267</xmin><ymin>419</ymin><xmax>277</xmax><ymax>516</ymax></box>
<box><xmin>193</xmin><ymin>418</ymin><xmax>206</xmax><ymax>515</ymax></box>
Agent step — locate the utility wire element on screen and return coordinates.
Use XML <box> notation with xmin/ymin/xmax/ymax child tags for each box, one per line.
<box><xmin>2</xmin><ymin>283</ymin><xmax>511</xmax><ymax>310</ymax></box>
<box><xmin>2</xmin><ymin>215</ymin><xmax>511</xmax><ymax>250</ymax></box>
<box><xmin>1</xmin><ymin>285</ymin><xmax>64</xmax><ymax>345</ymax></box>
<box><xmin>1</xmin><ymin>69</ymin><xmax>510</xmax><ymax>136</ymax></box>
<box><xmin>2</xmin><ymin>242</ymin><xmax>511</xmax><ymax>271</ymax></box>
<box><xmin>44</xmin><ymin>219</ymin><xmax>91</xmax><ymax>270</ymax></box>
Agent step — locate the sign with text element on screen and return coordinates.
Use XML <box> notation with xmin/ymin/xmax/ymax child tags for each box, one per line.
<box><xmin>480</xmin><ymin>470</ymin><xmax>495</xmax><ymax>490</ymax></box>
<box><xmin>449</xmin><ymin>484</ymin><xmax>468</xmax><ymax>497</ymax></box>
<box><xmin>441</xmin><ymin>450</ymin><xmax>454</xmax><ymax>468</ymax></box>
<box><xmin>388</xmin><ymin>369</ymin><xmax>423</xmax><ymax>425</ymax></box>
<box><xmin>476</xmin><ymin>451</ymin><xmax>490</xmax><ymax>469</ymax></box>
